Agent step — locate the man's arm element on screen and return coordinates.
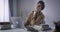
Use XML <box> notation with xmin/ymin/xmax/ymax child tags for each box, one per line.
<box><xmin>24</xmin><ymin>12</ymin><xmax>33</xmax><ymax>26</ymax></box>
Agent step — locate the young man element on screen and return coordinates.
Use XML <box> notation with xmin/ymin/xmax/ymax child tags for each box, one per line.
<box><xmin>24</xmin><ymin>1</ymin><xmax>45</xmax><ymax>32</ymax></box>
<box><xmin>25</xmin><ymin>1</ymin><xmax>45</xmax><ymax>27</ymax></box>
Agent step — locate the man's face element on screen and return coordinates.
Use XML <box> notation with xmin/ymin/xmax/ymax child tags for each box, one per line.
<box><xmin>36</xmin><ymin>3</ymin><xmax>42</xmax><ymax>12</ymax></box>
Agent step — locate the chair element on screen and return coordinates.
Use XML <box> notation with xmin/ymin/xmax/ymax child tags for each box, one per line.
<box><xmin>10</xmin><ymin>17</ymin><xmax>24</xmax><ymax>28</ymax></box>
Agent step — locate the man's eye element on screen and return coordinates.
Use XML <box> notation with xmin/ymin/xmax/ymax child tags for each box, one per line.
<box><xmin>38</xmin><ymin>6</ymin><xmax>41</xmax><ymax>7</ymax></box>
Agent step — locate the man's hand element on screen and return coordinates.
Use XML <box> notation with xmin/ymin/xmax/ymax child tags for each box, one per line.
<box><xmin>30</xmin><ymin>19</ymin><xmax>35</xmax><ymax>26</ymax></box>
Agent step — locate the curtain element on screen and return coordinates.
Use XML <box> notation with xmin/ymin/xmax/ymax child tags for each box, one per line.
<box><xmin>0</xmin><ymin>0</ymin><xmax>9</xmax><ymax>22</ymax></box>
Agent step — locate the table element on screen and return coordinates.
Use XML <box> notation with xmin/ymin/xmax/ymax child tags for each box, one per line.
<box><xmin>0</xmin><ymin>28</ymin><xmax>55</xmax><ymax>32</ymax></box>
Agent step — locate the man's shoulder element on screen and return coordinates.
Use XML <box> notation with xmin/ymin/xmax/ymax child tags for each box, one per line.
<box><xmin>39</xmin><ymin>12</ymin><xmax>45</xmax><ymax>18</ymax></box>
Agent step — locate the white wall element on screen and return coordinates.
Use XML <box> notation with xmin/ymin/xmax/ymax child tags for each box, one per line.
<box><xmin>43</xmin><ymin>0</ymin><xmax>60</xmax><ymax>25</ymax></box>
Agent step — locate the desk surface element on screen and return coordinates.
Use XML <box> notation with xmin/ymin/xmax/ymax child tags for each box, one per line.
<box><xmin>0</xmin><ymin>24</ymin><xmax>55</xmax><ymax>32</ymax></box>
<box><xmin>0</xmin><ymin>28</ymin><xmax>54</xmax><ymax>32</ymax></box>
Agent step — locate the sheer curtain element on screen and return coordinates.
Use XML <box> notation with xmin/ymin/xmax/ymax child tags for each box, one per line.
<box><xmin>0</xmin><ymin>0</ymin><xmax>9</xmax><ymax>22</ymax></box>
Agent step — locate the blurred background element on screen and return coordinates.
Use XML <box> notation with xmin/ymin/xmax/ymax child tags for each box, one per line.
<box><xmin>0</xmin><ymin>0</ymin><xmax>60</xmax><ymax>31</ymax></box>
<box><xmin>9</xmin><ymin>0</ymin><xmax>60</xmax><ymax>27</ymax></box>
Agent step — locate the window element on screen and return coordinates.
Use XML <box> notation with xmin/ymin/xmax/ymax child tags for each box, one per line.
<box><xmin>0</xmin><ymin>0</ymin><xmax>9</xmax><ymax>22</ymax></box>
